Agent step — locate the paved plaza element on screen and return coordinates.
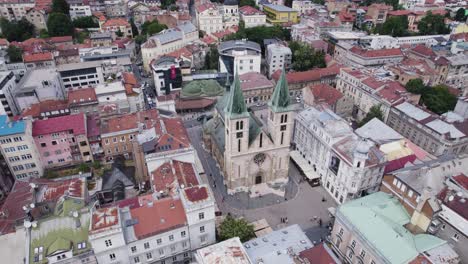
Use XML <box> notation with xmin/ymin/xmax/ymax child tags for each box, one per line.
<box><xmin>186</xmin><ymin>123</ymin><xmax>338</xmax><ymax>243</ymax></box>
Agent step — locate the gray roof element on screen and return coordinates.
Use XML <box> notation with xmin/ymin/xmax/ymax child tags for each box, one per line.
<box><xmin>355</xmin><ymin>118</ymin><xmax>403</xmax><ymax>144</ymax></box>
<box><xmin>224</xmin><ymin>0</ymin><xmax>238</xmax><ymax>5</ymax></box>
<box><xmin>263</xmin><ymin>4</ymin><xmax>296</xmax><ymax>12</ymax></box>
<box><xmin>395</xmin><ymin>102</ymin><xmax>430</xmax><ymax>121</ymax></box>
<box><xmin>177</xmin><ymin>22</ymin><xmax>197</xmax><ymax>34</ymax></box>
<box><xmin>90</xmin><ymin>32</ymin><xmax>112</xmax><ymax>40</ymax></box>
<box><xmin>243</xmin><ymin>224</ymin><xmax>313</xmax><ymax>264</ymax></box>
<box><xmin>154</xmin><ymin>28</ymin><xmax>183</xmax><ymax>45</ymax></box>
<box><xmin>219</xmin><ymin>40</ymin><xmax>261</xmax><ymax>53</ymax></box>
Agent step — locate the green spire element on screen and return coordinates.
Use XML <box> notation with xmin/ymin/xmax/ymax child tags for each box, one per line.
<box><xmin>269</xmin><ymin>69</ymin><xmax>291</xmax><ymax>112</ymax></box>
<box><xmin>225</xmin><ymin>71</ymin><xmax>248</xmax><ymax>118</ymax></box>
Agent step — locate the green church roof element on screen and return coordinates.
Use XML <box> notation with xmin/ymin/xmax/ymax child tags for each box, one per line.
<box><xmin>224</xmin><ymin>71</ymin><xmax>248</xmax><ymax>119</ymax></box>
<box><xmin>338</xmin><ymin>192</ymin><xmax>447</xmax><ymax>264</ymax></box>
<box><xmin>269</xmin><ymin>69</ymin><xmax>291</xmax><ymax>113</ymax></box>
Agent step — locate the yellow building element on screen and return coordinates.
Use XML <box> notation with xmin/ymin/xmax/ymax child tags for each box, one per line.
<box><xmin>453</xmin><ymin>23</ymin><xmax>468</xmax><ymax>34</ymax></box>
<box><xmin>262</xmin><ymin>4</ymin><xmax>298</xmax><ymax>24</ymax></box>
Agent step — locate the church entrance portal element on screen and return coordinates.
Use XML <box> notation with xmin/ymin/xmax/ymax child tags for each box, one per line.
<box><xmin>255</xmin><ymin>175</ymin><xmax>262</xmax><ymax>184</ymax></box>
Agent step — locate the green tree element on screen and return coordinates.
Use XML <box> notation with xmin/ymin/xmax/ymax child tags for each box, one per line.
<box><xmin>359</xmin><ymin>105</ymin><xmax>384</xmax><ymax>127</ymax></box>
<box><xmin>418</xmin><ymin>12</ymin><xmax>450</xmax><ymax>35</ymax></box>
<box><xmin>240</xmin><ymin>0</ymin><xmax>256</xmax><ymax>7</ymax></box>
<box><xmin>160</xmin><ymin>0</ymin><xmax>176</xmax><ymax>9</ymax></box>
<box><xmin>454</xmin><ymin>8</ymin><xmax>467</xmax><ymax>22</ymax></box>
<box><xmin>141</xmin><ymin>20</ymin><xmax>168</xmax><ymax>36</ymax></box>
<box><xmin>204</xmin><ymin>45</ymin><xmax>219</xmax><ymax>70</ymax></box>
<box><xmin>135</xmin><ymin>35</ymin><xmax>147</xmax><ymax>45</ymax></box>
<box><xmin>116</xmin><ymin>29</ymin><xmax>124</xmax><ymax>37</ymax></box>
<box><xmin>421</xmin><ymin>85</ymin><xmax>457</xmax><ymax>114</ymax></box>
<box><xmin>405</xmin><ymin>78</ymin><xmax>426</xmax><ymax>94</ymax></box>
<box><xmin>130</xmin><ymin>18</ymin><xmax>139</xmax><ymax>37</ymax></box>
<box><xmin>47</xmin><ymin>13</ymin><xmax>74</xmax><ymax>36</ymax></box>
<box><xmin>0</xmin><ymin>18</ymin><xmax>34</xmax><ymax>42</ymax></box>
<box><xmin>51</xmin><ymin>0</ymin><xmax>70</xmax><ymax>15</ymax></box>
<box><xmin>218</xmin><ymin>215</ymin><xmax>255</xmax><ymax>242</ymax></box>
<box><xmin>375</xmin><ymin>16</ymin><xmax>409</xmax><ymax>37</ymax></box>
<box><xmin>6</xmin><ymin>45</ymin><xmax>22</xmax><ymax>63</ymax></box>
<box><xmin>78</xmin><ymin>163</ymin><xmax>91</xmax><ymax>173</ymax></box>
<box><xmin>92</xmin><ymin>160</ymin><xmax>102</xmax><ymax>170</ymax></box>
<box><xmin>75</xmin><ymin>30</ymin><xmax>89</xmax><ymax>43</ymax></box>
<box><xmin>289</xmin><ymin>41</ymin><xmax>326</xmax><ymax>71</ymax></box>
<box><xmin>73</xmin><ymin>16</ymin><xmax>99</xmax><ymax>28</ymax></box>
<box><xmin>224</xmin><ymin>25</ymin><xmax>290</xmax><ymax>48</ymax></box>
<box><xmin>39</xmin><ymin>29</ymin><xmax>50</xmax><ymax>38</ymax></box>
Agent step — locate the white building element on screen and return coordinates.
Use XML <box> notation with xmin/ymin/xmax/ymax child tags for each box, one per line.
<box><xmin>57</xmin><ymin>61</ymin><xmax>106</xmax><ymax>90</ymax></box>
<box><xmin>0</xmin><ymin>1</ymin><xmax>35</xmax><ymax>21</ymax></box>
<box><xmin>196</xmin><ymin>2</ymin><xmax>223</xmax><ymax>34</ymax></box>
<box><xmin>0</xmin><ymin>116</ymin><xmax>44</xmax><ymax>179</ymax></box>
<box><xmin>141</xmin><ymin>22</ymin><xmax>198</xmax><ymax>72</ymax></box>
<box><xmin>0</xmin><ymin>71</ymin><xmax>19</xmax><ymax>116</ymax></box>
<box><xmin>266</xmin><ymin>43</ymin><xmax>292</xmax><ymax>77</ymax></box>
<box><xmin>292</xmin><ymin>0</ymin><xmax>319</xmax><ymax>15</ymax></box>
<box><xmin>293</xmin><ymin>106</ymin><xmax>386</xmax><ymax>204</ymax></box>
<box><xmin>239</xmin><ymin>6</ymin><xmax>266</xmax><ymax>28</ymax></box>
<box><xmin>222</xmin><ymin>0</ymin><xmax>240</xmax><ymax>28</ymax></box>
<box><xmin>15</xmin><ymin>68</ymin><xmax>65</xmax><ymax>113</ymax></box>
<box><xmin>218</xmin><ymin>40</ymin><xmax>261</xmax><ymax>76</ymax></box>
<box><xmin>70</xmin><ymin>5</ymin><xmax>92</xmax><ymax>19</ymax></box>
<box><xmin>445</xmin><ymin>54</ymin><xmax>468</xmax><ymax>95</ymax></box>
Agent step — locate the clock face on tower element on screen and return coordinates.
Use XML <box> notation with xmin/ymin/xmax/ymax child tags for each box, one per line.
<box><xmin>253</xmin><ymin>153</ymin><xmax>266</xmax><ymax>166</ymax></box>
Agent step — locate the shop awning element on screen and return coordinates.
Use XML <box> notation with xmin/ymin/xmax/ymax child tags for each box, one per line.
<box><xmin>290</xmin><ymin>151</ymin><xmax>320</xmax><ymax>180</ymax></box>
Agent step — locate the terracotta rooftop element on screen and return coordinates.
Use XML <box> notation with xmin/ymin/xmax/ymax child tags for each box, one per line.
<box><xmin>201</xmin><ymin>35</ymin><xmax>216</xmax><ymax>45</ymax></box>
<box><xmin>102</xmin><ymin>109</ymin><xmax>160</xmax><ymax>134</ymax></box>
<box><xmin>47</xmin><ymin>36</ymin><xmax>73</xmax><ymax>44</ymax></box>
<box><xmin>299</xmin><ymin>243</ymin><xmax>338</xmax><ymax>264</ymax></box>
<box><xmin>309</xmin><ymin>83</ymin><xmax>343</xmax><ymax>106</ymax></box>
<box><xmin>272</xmin><ymin>64</ymin><xmax>342</xmax><ymax>84</ymax></box>
<box><xmin>155</xmin><ymin>117</ymin><xmax>190</xmax><ymax>151</ymax></box>
<box><xmin>239</xmin><ymin>72</ymin><xmax>274</xmax><ymax>90</ymax></box>
<box><xmin>410</xmin><ymin>44</ymin><xmax>436</xmax><ymax>58</ymax></box>
<box><xmin>167</xmin><ymin>47</ymin><xmax>192</xmax><ymax>60</ymax></box>
<box><xmin>32</xmin><ymin>113</ymin><xmax>86</xmax><ymax>136</ymax></box>
<box><xmin>102</xmin><ymin>18</ymin><xmax>130</xmax><ymax>28</ymax></box>
<box><xmin>36</xmin><ymin>178</ymin><xmax>85</xmax><ymax>202</ymax></box>
<box><xmin>196</xmin><ymin>2</ymin><xmax>216</xmax><ymax>13</ymax></box>
<box><xmin>122</xmin><ymin>72</ymin><xmax>139</xmax><ymax>95</ymax></box>
<box><xmin>239</xmin><ymin>5</ymin><xmax>263</xmax><ymax>15</ymax></box>
<box><xmin>130</xmin><ymin>197</ymin><xmax>187</xmax><ymax>239</ymax></box>
<box><xmin>21</xmin><ymin>99</ymin><xmax>69</xmax><ymax>119</ymax></box>
<box><xmin>184</xmin><ymin>186</ymin><xmax>209</xmax><ymax>202</ymax></box>
<box><xmin>86</xmin><ymin>113</ymin><xmax>101</xmax><ymax>138</ymax></box>
<box><xmin>67</xmin><ymin>88</ymin><xmax>98</xmax><ymax>106</ymax></box>
<box><xmin>175</xmin><ymin>97</ymin><xmax>216</xmax><ymax>110</ymax></box>
<box><xmin>23</xmin><ymin>52</ymin><xmax>53</xmax><ymax>63</ymax></box>
<box><xmin>0</xmin><ymin>181</ymin><xmax>34</xmax><ymax>234</ymax></box>
<box><xmin>151</xmin><ymin>160</ymin><xmax>199</xmax><ymax>195</ymax></box>
<box><xmin>90</xmin><ymin>207</ymin><xmax>119</xmax><ymax>233</ymax></box>
<box><xmin>349</xmin><ymin>46</ymin><xmax>403</xmax><ymax>58</ymax></box>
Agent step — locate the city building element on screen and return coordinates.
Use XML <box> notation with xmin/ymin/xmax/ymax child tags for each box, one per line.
<box><xmin>218</xmin><ymin>40</ymin><xmax>261</xmax><ymax>76</ymax></box>
<box><xmin>445</xmin><ymin>54</ymin><xmax>468</xmax><ymax>95</ymax></box>
<box><xmin>57</xmin><ymin>61</ymin><xmax>106</xmax><ymax>89</ymax></box>
<box><xmin>386</xmin><ymin>101</ymin><xmax>468</xmax><ymax>156</ymax></box>
<box><xmin>195</xmin><ymin>237</ymin><xmax>252</xmax><ymax>264</ymax></box>
<box><xmin>32</xmin><ymin>113</ymin><xmax>93</xmax><ymax>168</ymax></box>
<box><xmin>151</xmin><ymin>56</ymin><xmax>183</xmax><ymax>96</ymax></box>
<box><xmin>293</xmin><ymin>106</ymin><xmax>386</xmax><ymax>203</ymax></box>
<box><xmin>266</xmin><ymin>43</ymin><xmax>292</xmax><ymax>78</ymax></box>
<box><xmin>239</xmin><ymin>5</ymin><xmax>266</xmax><ymax>28</ymax></box>
<box><xmin>23</xmin><ymin>52</ymin><xmax>55</xmax><ymax>70</ymax></box>
<box><xmin>203</xmin><ymin>71</ymin><xmax>294</xmax><ymax>194</ymax></box>
<box><xmin>0</xmin><ymin>116</ymin><xmax>43</xmax><ymax>179</ymax></box>
<box><xmin>99</xmin><ymin>18</ymin><xmax>133</xmax><ymax>40</ymax></box>
<box><xmin>239</xmin><ymin>71</ymin><xmax>275</xmax><ymax>105</ymax></box>
<box><xmin>302</xmin><ymin>83</ymin><xmax>353</xmax><ymax>117</ymax></box>
<box><xmin>67</xmin><ymin>87</ymin><xmax>99</xmax><ymax>115</ymax></box>
<box><xmin>0</xmin><ymin>0</ymin><xmax>35</xmax><ymax>21</ymax></box>
<box><xmin>24</xmin><ymin>8</ymin><xmax>47</xmax><ymax>32</ymax></box>
<box><xmin>366</xmin><ymin>3</ymin><xmax>393</xmax><ymax>26</ymax></box>
<box><xmin>196</xmin><ymin>3</ymin><xmax>223</xmax><ymax>34</ymax></box>
<box><xmin>292</xmin><ymin>0</ymin><xmax>320</xmax><ymax>15</ymax></box>
<box><xmin>222</xmin><ymin>0</ymin><xmax>240</xmax><ymax>29</ymax></box>
<box><xmin>90</xmin><ymin>32</ymin><xmax>113</xmax><ymax>47</ymax></box>
<box><xmin>70</xmin><ymin>4</ymin><xmax>92</xmax><ymax>19</ymax></box>
<box><xmin>334</xmin><ymin>43</ymin><xmax>404</xmax><ymax>67</ymax></box>
<box><xmin>14</xmin><ymin>68</ymin><xmax>66</xmax><ymax>113</ymax></box>
<box><xmin>262</xmin><ymin>4</ymin><xmax>298</xmax><ymax>25</ymax></box>
<box><xmin>141</xmin><ymin>22</ymin><xmax>198</xmax><ymax>72</ymax></box>
<box><xmin>330</xmin><ymin>192</ymin><xmax>460</xmax><ymax>263</ymax></box>
<box><xmin>0</xmin><ymin>71</ymin><xmax>19</xmax><ymax>116</ymax></box>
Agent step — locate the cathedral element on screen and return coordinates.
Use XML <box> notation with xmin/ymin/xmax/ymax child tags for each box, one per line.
<box><xmin>203</xmin><ymin>70</ymin><xmax>294</xmax><ymax>194</ymax></box>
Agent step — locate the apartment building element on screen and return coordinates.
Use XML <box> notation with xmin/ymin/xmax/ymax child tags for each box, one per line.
<box><xmin>239</xmin><ymin>5</ymin><xmax>266</xmax><ymax>28</ymax></box>
<box><xmin>336</xmin><ymin>68</ymin><xmax>411</xmax><ymax>122</ymax></box>
<box><xmin>57</xmin><ymin>61</ymin><xmax>105</xmax><ymax>89</ymax></box>
<box><xmin>0</xmin><ymin>115</ymin><xmax>43</xmax><ymax>179</ymax></box>
<box><xmin>366</xmin><ymin>3</ymin><xmax>392</xmax><ymax>25</ymax></box>
<box><xmin>334</xmin><ymin>43</ymin><xmax>404</xmax><ymax>67</ymax></box>
<box><xmin>239</xmin><ymin>71</ymin><xmax>275</xmax><ymax>105</ymax></box>
<box><xmin>0</xmin><ymin>0</ymin><xmax>35</xmax><ymax>21</ymax></box>
<box><xmin>0</xmin><ymin>71</ymin><xmax>19</xmax><ymax>116</ymax></box>
<box><xmin>196</xmin><ymin>3</ymin><xmax>223</xmax><ymax>34</ymax></box>
<box><xmin>292</xmin><ymin>0</ymin><xmax>318</xmax><ymax>15</ymax></box>
<box><xmin>32</xmin><ymin>113</ymin><xmax>93</xmax><ymax>168</ymax></box>
<box><xmin>330</xmin><ymin>192</ymin><xmax>459</xmax><ymax>263</ymax></box>
<box><xmin>293</xmin><ymin>106</ymin><xmax>386</xmax><ymax>204</ymax></box>
<box><xmin>222</xmin><ymin>0</ymin><xmax>239</xmax><ymax>28</ymax></box>
<box><xmin>218</xmin><ymin>40</ymin><xmax>261</xmax><ymax>75</ymax></box>
<box><xmin>262</xmin><ymin>4</ymin><xmax>298</xmax><ymax>24</ymax></box>
<box><xmin>302</xmin><ymin>83</ymin><xmax>352</xmax><ymax>117</ymax></box>
<box><xmin>23</xmin><ymin>52</ymin><xmax>55</xmax><ymax>70</ymax></box>
<box><xmin>445</xmin><ymin>54</ymin><xmax>468</xmax><ymax>95</ymax></box>
<box><xmin>266</xmin><ymin>43</ymin><xmax>292</xmax><ymax>78</ymax></box>
<box><xmin>70</xmin><ymin>4</ymin><xmax>92</xmax><ymax>19</ymax></box>
<box><xmin>67</xmin><ymin>87</ymin><xmax>99</xmax><ymax>115</ymax></box>
<box><xmin>141</xmin><ymin>22</ymin><xmax>198</xmax><ymax>72</ymax></box>
<box><xmin>99</xmin><ymin>18</ymin><xmax>133</xmax><ymax>40</ymax></box>
<box><xmin>386</xmin><ymin>101</ymin><xmax>468</xmax><ymax>156</ymax></box>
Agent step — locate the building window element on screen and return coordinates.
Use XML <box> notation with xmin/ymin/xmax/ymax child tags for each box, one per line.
<box><xmin>109</xmin><ymin>253</ymin><xmax>116</xmax><ymax>261</ymax></box>
<box><xmin>350</xmin><ymin>240</ymin><xmax>356</xmax><ymax>249</ymax></box>
<box><xmin>146</xmin><ymin>253</ymin><xmax>152</xmax><ymax>260</ymax></box>
<box><xmin>158</xmin><ymin>249</ymin><xmax>164</xmax><ymax>256</ymax></box>
<box><xmin>157</xmin><ymin>238</ymin><xmax>162</xmax><ymax>245</ymax></box>
<box><xmin>172</xmin><ymin>256</ymin><xmax>177</xmax><ymax>261</ymax></box>
<box><xmin>182</xmin><ymin>241</ymin><xmax>187</xmax><ymax>248</ymax></box>
<box><xmin>338</xmin><ymin>228</ymin><xmax>344</xmax><ymax>236</ymax></box>
<box><xmin>170</xmin><ymin>245</ymin><xmax>176</xmax><ymax>252</ymax></box>
<box><xmin>453</xmin><ymin>233</ymin><xmax>460</xmax><ymax>241</ymax></box>
<box><xmin>131</xmin><ymin>246</ymin><xmax>137</xmax><ymax>253</ymax></box>
<box><xmin>360</xmin><ymin>250</ymin><xmax>366</xmax><ymax>258</ymax></box>
<box><xmin>200</xmin><ymin>236</ymin><xmax>206</xmax><ymax>243</ymax></box>
<box><xmin>134</xmin><ymin>256</ymin><xmax>140</xmax><ymax>263</ymax></box>
<box><xmin>200</xmin><ymin>226</ymin><xmax>205</xmax><ymax>233</ymax></box>
<box><xmin>105</xmin><ymin>239</ymin><xmax>112</xmax><ymax>247</ymax></box>
<box><xmin>199</xmin><ymin>212</ymin><xmax>204</xmax><ymax>220</ymax></box>
<box><xmin>144</xmin><ymin>242</ymin><xmax>150</xmax><ymax>249</ymax></box>
<box><xmin>181</xmin><ymin>231</ymin><xmax>186</xmax><ymax>237</ymax></box>
<box><xmin>169</xmin><ymin>235</ymin><xmax>174</xmax><ymax>241</ymax></box>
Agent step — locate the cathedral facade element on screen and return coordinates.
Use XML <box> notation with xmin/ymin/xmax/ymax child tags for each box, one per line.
<box><xmin>203</xmin><ymin>70</ymin><xmax>294</xmax><ymax>194</ymax></box>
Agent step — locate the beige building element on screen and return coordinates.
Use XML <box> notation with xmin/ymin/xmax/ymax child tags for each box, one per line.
<box><xmin>24</xmin><ymin>8</ymin><xmax>47</xmax><ymax>32</ymax></box>
<box><xmin>141</xmin><ymin>22</ymin><xmax>198</xmax><ymax>72</ymax></box>
<box><xmin>196</xmin><ymin>2</ymin><xmax>223</xmax><ymax>34</ymax></box>
<box><xmin>203</xmin><ymin>71</ymin><xmax>294</xmax><ymax>194</ymax></box>
<box><xmin>0</xmin><ymin>116</ymin><xmax>43</xmax><ymax>180</ymax></box>
<box><xmin>0</xmin><ymin>1</ymin><xmax>34</xmax><ymax>21</ymax></box>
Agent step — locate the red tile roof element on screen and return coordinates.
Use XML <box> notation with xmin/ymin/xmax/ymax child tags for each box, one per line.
<box><xmin>453</xmin><ymin>174</ymin><xmax>468</xmax><ymax>190</ymax></box>
<box><xmin>350</xmin><ymin>46</ymin><xmax>403</xmax><ymax>58</ymax></box>
<box><xmin>21</xmin><ymin>99</ymin><xmax>69</xmax><ymax>119</ymax></box>
<box><xmin>32</xmin><ymin>113</ymin><xmax>86</xmax><ymax>136</ymax></box>
<box><xmin>102</xmin><ymin>109</ymin><xmax>160</xmax><ymax>134</ymax></box>
<box><xmin>90</xmin><ymin>207</ymin><xmax>119</xmax><ymax>233</ymax></box>
<box><xmin>239</xmin><ymin>5</ymin><xmax>263</xmax><ymax>15</ymax></box>
<box><xmin>122</xmin><ymin>72</ymin><xmax>139</xmax><ymax>95</ymax></box>
<box><xmin>151</xmin><ymin>160</ymin><xmax>199</xmax><ymax>195</ymax></box>
<box><xmin>102</xmin><ymin>18</ymin><xmax>130</xmax><ymax>28</ymax></box>
<box><xmin>0</xmin><ymin>181</ymin><xmax>34</xmax><ymax>234</ymax></box>
<box><xmin>38</xmin><ymin>178</ymin><xmax>85</xmax><ymax>201</ymax></box>
<box><xmin>86</xmin><ymin>113</ymin><xmax>101</xmax><ymax>138</ymax></box>
<box><xmin>156</xmin><ymin>117</ymin><xmax>190</xmax><ymax>151</ymax></box>
<box><xmin>23</xmin><ymin>52</ymin><xmax>53</xmax><ymax>63</ymax></box>
<box><xmin>68</xmin><ymin>88</ymin><xmax>98</xmax><ymax>106</ymax></box>
<box><xmin>201</xmin><ymin>35</ymin><xmax>217</xmax><ymax>45</ymax></box>
<box><xmin>239</xmin><ymin>72</ymin><xmax>274</xmax><ymax>90</ymax></box>
<box><xmin>175</xmin><ymin>97</ymin><xmax>216</xmax><ymax>110</ymax></box>
<box><xmin>131</xmin><ymin>197</ymin><xmax>187</xmax><ymax>239</ymax></box>
<box><xmin>299</xmin><ymin>244</ymin><xmax>338</xmax><ymax>264</ymax></box>
<box><xmin>184</xmin><ymin>186</ymin><xmax>208</xmax><ymax>202</ymax></box>
<box><xmin>47</xmin><ymin>36</ymin><xmax>73</xmax><ymax>44</ymax></box>
<box><xmin>309</xmin><ymin>83</ymin><xmax>343</xmax><ymax>106</ymax></box>
<box><xmin>410</xmin><ymin>44</ymin><xmax>435</xmax><ymax>58</ymax></box>
<box><xmin>0</xmin><ymin>38</ymin><xmax>8</xmax><ymax>46</ymax></box>
<box><xmin>196</xmin><ymin>2</ymin><xmax>216</xmax><ymax>13</ymax></box>
<box><xmin>272</xmin><ymin>64</ymin><xmax>342</xmax><ymax>84</ymax></box>
<box><xmin>167</xmin><ymin>47</ymin><xmax>192</xmax><ymax>60</ymax></box>
<box><xmin>438</xmin><ymin>187</ymin><xmax>468</xmax><ymax>219</ymax></box>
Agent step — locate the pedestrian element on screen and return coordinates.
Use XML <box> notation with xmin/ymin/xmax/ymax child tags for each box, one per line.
<box><xmin>280</xmin><ymin>217</ymin><xmax>283</xmax><ymax>223</ymax></box>
<box><xmin>318</xmin><ymin>219</ymin><xmax>322</xmax><ymax>227</ymax></box>
<box><xmin>285</xmin><ymin>217</ymin><xmax>288</xmax><ymax>224</ymax></box>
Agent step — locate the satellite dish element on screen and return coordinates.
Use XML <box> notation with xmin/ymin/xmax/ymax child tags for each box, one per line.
<box><xmin>32</xmin><ymin>222</ymin><xmax>37</xmax><ymax>228</ymax></box>
<box><xmin>448</xmin><ymin>195</ymin><xmax>454</xmax><ymax>202</ymax></box>
<box><xmin>457</xmin><ymin>192</ymin><xmax>463</xmax><ymax>197</ymax></box>
<box><xmin>30</xmin><ymin>203</ymin><xmax>35</xmax><ymax>209</ymax></box>
<box><xmin>23</xmin><ymin>221</ymin><xmax>32</xmax><ymax>228</ymax></box>
<box><xmin>72</xmin><ymin>211</ymin><xmax>79</xmax><ymax>218</ymax></box>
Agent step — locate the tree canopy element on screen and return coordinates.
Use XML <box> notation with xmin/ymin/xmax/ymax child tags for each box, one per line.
<box><xmin>160</xmin><ymin>0</ymin><xmax>176</xmax><ymax>9</ymax></box>
<box><xmin>47</xmin><ymin>13</ymin><xmax>74</xmax><ymax>36</ymax></box>
<box><xmin>130</xmin><ymin>18</ymin><xmax>139</xmax><ymax>37</ymax></box>
<box><xmin>405</xmin><ymin>78</ymin><xmax>457</xmax><ymax>115</ymax></box>
<box><xmin>218</xmin><ymin>215</ymin><xmax>255</xmax><ymax>242</ymax></box>
<box><xmin>239</xmin><ymin>0</ymin><xmax>256</xmax><ymax>7</ymax></box>
<box><xmin>359</xmin><ymin>105</ymin><xmax>384</xmax><ymax>127</ymax></box>
<box><xmin>454</xmin><ymin>8</ymin><xmax>467</xmax><ymax>22</ymax></box>
<box><xmin>72</xmin><ymin>16</ymin><xmax>99</xmax><ymax>28</ymax></box>
<box><xmin>418</xmin><ymin>12</ymin><xmax>450</xmax><ymax>35</ymax></box>
<box><xmin>374</xmin><ymin>16</ymin><xmax>409</xmax><ymax>37</ymax></box>
<box><xmin>141</xmin><ymin>20</ymin><xmax>168</xmax><ymax>36</ymax></box>
<box><xmin>51</xmin><ymin>0</ymin><xmax>70</xmax><ymax>15</ymax></box>
<box><xmin>0</xmin><ymin>18</ymin><xmax>34</xmax><ymax>42</ymax></box>
<box><xmin>203</xmin><ymin>45</ymin><xmax>219</xmax><ymax>70</ymax></box>
<box><xmin>7</xmin><ymin>45</ymin><xmax>22</xmax><ymax>63</ymax></box>
<box><xmin>224</xmin><ymin>25</ymin><xmax>290</xmax><ymax>48</ymax></box>
<box><xmin>289</xmin><ymin>41</ymin><xmax>326</xmax><ymax>71</ymax></box>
